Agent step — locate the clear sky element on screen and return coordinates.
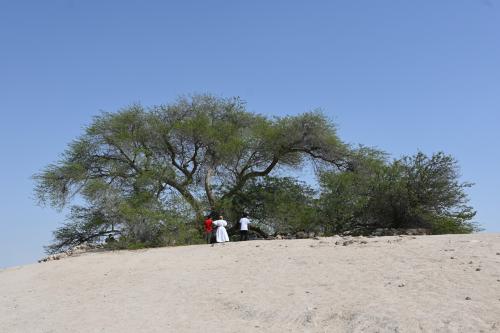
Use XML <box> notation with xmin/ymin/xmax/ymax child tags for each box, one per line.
<box><xmin>1</xmin><ymin>0</ymin><xmax>499</xmax><ymax>268</ymax></box>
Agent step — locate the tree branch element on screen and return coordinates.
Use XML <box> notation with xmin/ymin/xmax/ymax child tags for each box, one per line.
<box><xmin>222</xmin><ymin>156</ymin><xmax>280</xmax><ymax>201</ymax></box>
<box><xmin>205</xmin><ymin>165</ymin><xmax>215</xmax><ymax>208</ymax></box>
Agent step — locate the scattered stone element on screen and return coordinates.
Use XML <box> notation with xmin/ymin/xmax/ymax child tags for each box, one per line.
<box><xmin>398</xmin><ymin>283</ymin><xmax>405</xmax><ymax>287</ymax></box>
<box><xmin>476</xmin><ymin>268</ymin><xmax>481</xmax><ymax>271</ymax></box>
<box><xmin>405</xmin><ymin>228</ymin><xmax>430</xmax><ymax>235</ymax></box>
<box><xmin>450</xmin><ymin>257</ymin><xmax>455</xmax><ymax>259</ymax></box>
<box><xmin>465</xmin><ymin>297</ymin><xmax>471</xmax><ymax>300</ymax></box>
<box><xmin>469</xmin><ymin>261</ymin><xmax>473</xmax><ymax>264</ymax></box>
<box><xmin>38</xmin><ymin>242</ymin><xmax>104</xmax><ymax>263</ymax></box>
<box><xmin>334</xmin><ymin>238</ymin><xmax>370</xmax><ymax>246</ymax></box>
<box><xmin>371</xmin><ymin>228</ymin><xmax>430</xmax><ymax>236</ymax></box>
<box><xmin>255</xmin><ymin>245</ymin><xmax>260</xmax><ymax>248</ymax></box>
<box><xmin>38</xmin><ymin>253</ymin><xmax>66</xmax><ymax>263</ymax></box>
<box><xmin>496</xmin><ymin>252</ymin><xmax>500</xmax><ymax>255</ymax></box>
<box><xmin>295</xmin><ymin>231</ymin><xmax>308</xmax><ymax>239</ymax></box>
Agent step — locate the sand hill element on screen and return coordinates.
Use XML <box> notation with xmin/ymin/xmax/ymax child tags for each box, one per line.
<box><xmin>1</xmin><ymin>233</ymin><xmax>499</xmax><ymax>332</ymax></box>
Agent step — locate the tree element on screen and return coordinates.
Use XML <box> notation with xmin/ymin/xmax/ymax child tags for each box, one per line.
<box><xmin>34</xmin><ymin>94</ymin><xmax>352</xmax><ymax>252</ymax></box>
<box><xmin>318</xmin><ymin>151</ymin><xmax>478</xmax><ymax>234</ymax></box>
<box><xmin>395</xmin><ymin>152</ymin><xmax>478</xmax><ymax>233</ymax></box>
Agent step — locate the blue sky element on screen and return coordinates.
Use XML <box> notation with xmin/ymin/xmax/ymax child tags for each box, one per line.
<box><xmin>1</xmin><ymin>0</ymin><xmax>499</xmax><ymax>268</ymax></box>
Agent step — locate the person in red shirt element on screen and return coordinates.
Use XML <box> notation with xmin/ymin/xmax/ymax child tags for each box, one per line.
<box><xmin>203</xmin><ymin>215</ymin><xmax>213</xmax><ymax>244</ymax></box>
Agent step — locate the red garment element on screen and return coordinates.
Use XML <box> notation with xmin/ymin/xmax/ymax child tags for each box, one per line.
<box><xmin>204</xmin><ymin>218</ymin><xmax>213</xmax><ymax>232</ymax></box>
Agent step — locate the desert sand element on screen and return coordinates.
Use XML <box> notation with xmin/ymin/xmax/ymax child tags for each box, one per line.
<box><xmin>1</xmin><ymin>233</ymin><xmax>499</xmax><ymax>332</ymax></box>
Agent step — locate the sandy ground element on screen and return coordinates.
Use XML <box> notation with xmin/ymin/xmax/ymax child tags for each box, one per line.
<box><xmin>1</xmin><ymin>233</ymin><xmax>500</xmax><ymax>333</ymax></box>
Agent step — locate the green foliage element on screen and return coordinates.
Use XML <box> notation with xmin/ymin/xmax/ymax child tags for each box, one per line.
<box><xmin>234</xmin><ymin>177</ymin><xmax>319</xmax><ymax>235</ymax></box>
<box><xmin>44</xmin><ymin>205</ymin><xmax>120</xmax><ymax>254</ymax></box>
<box><xmin>104</xmin><ymin>219</ymin><xmax>204</xmax><ymax>251</ymax></box>
<box><xmin>319</xmin><ymin>151</ymin><xmax>478</xmax><ymax>234</ymax></box>
<box><xmin>47</xmin><ymin>196</ymin><xmax>204</xmax><ymax>254</ymax></box>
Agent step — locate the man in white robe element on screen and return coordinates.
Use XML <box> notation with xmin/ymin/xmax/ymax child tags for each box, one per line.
<box><xmin>212</xmin><ymin>216</ymin><xmax>230</xmax><ymax>243</ymax></box>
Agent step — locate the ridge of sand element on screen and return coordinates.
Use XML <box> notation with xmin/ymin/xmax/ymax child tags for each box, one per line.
<box><xmin>1</xmin><ymin>233</ymin><xmax>499</xmax><ymax>332</ymax></box>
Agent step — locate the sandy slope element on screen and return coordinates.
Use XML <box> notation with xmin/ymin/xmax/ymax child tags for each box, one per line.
<box><xmin>1</xmin><ymin>234</ymin><xmax>499</xmax><ymax>333</ymax></box>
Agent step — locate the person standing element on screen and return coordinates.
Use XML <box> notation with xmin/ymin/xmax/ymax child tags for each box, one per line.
<box><xmin>203</xmin><ymin>215</ymin><xmax>213</xmax><ymax>244</ymax></box>
<box><xmin>212</xmin><ymin>216</ymin><xmax>230</xmax><ymax>243</ymax></box>
<box><xmin>239</xmin><ymin>213</ymin><xmax>251</xmax><ymax>241</ymax></box>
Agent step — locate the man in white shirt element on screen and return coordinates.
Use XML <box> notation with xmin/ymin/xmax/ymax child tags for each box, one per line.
<box><xmin>239</xmin><ymin>213</ymin><xmax>251</xmax><ymax>241</ymax></box>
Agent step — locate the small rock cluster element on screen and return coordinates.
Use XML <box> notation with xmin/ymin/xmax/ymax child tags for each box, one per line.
<box><xmin>306</xmin><ymin>236</ymin><xmax>376</xmax><ymax>248</ymax></box>
<box><xmin>334</xmin><ymin>236</ymin><xmax>369</xmax><ymax>246</ymax></box>
<box><xmin>269</xmin><ymin>228</ymin><xmax>427</xmax><ymax>240</ymax></box>
<box><xmin>370</xmin><ymin>228</ymin><xmax>430</xmax><ymax>236</ymax></box>
<box><xmin>38</xmin><ymin>243</ymin><xmax>103</xmax><ymax>263</ymax></box>
<box><xmin>269</xmin><ymin>232</ymin><xmax>319</xmax><ymax>240</ymax></box>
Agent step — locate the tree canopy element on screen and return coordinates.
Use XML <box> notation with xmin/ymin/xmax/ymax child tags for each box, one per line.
<box><xmin>35</xmin><ymin>94</ymin><xmax>478</xmax><ymax>253</ymax></box>
<box><xmin>35</xmin><ymin>94</ymin><xmax>353</xmax><ymax>252</ymax></box>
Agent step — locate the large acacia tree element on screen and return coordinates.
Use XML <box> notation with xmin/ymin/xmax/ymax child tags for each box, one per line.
<box><xmin>35</xmin><ymin>94</ymin><xmax>352</xmax><ymax>251</ymax></box>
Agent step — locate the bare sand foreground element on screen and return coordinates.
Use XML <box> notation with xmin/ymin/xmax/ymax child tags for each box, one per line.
<box><xmin>1</xmin><ymin>234</ymin><xmax>500</xmax><ymax>333</ymax></box>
